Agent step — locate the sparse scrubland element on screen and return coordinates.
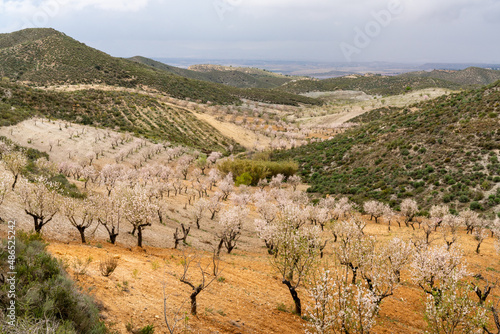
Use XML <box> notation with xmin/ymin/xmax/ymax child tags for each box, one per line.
<box><xmin>1</xmin><ymin>27</ymin><xmax>500</xmax><ymax>334</ymax></box>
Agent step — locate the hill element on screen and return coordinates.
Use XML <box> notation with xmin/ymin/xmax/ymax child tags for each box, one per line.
<box><xmin>277</xmin><ymin>74</ymin><xmax>462</xmax><ymax>96</ymax></box>
<box><xmin>0</xmin><ymin>28</ymin><xmax>321</xmax><ymax>106</ymax></box>
<box><xmin>401</xmin><ymin>67</ymin><xmax>500</xmax><ymax>86</ymax></box>
<box><xmin>0</xmin><ymin>80</ymin><xmax>239</xmax><ymax>152</ymax></box>
<box><xmin>130</xmin><ymin>56</ymin><xmax>292</xmax><ymax>89</ymax></box>
<box><xmin>274</xmin><ymin>80</ymin><xmax>500</xmax><ymax>215</ymax></box>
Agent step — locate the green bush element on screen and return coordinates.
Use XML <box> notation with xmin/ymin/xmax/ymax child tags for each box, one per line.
<box><xmin>0</xmin><ymin>232</ymin><xmax>109</xmax><ymax>333</ymax></box>
<box><xmin>217</xmin><ymin>159</ymin><xmax>298</xmax><ymax>186</ymax></box>
<box><xmin>470</xmin><ymin>201</ymin><xmax>483</xmax><ymax>211</ymax></box>
<box><xmin>235</xmin><ymin>172</ymin><xmax>253</xmax><ymax>186</ymax></box>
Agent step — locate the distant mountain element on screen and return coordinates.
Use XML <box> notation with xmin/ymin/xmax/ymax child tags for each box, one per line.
<box><xmin>277</xmin><ymin>74</ymin><xmax>462</xmax><ymax>96</ymax></box>
<box><xmin>129</xmin><ymin>57</ymin><xmax>293</xmax><ymax>89</ymax></box>
<box><xmin>274</xmin><ymin>80</ymin><xmax>500</xmax><ymax>214</ymax></box>
<box><xmin>418</xmin><ymin>63</ymin><xmax>500</xmax><ymax>71</ymax></box>
<box><xmin>0</xmin><ymin>28</ymin><xmax>321</xmax><ymax>106</ymax></box>
<box><xmin>401</xmin><ymin>67</ymin><xmax>500</xmax><ymax>86</ymax></box>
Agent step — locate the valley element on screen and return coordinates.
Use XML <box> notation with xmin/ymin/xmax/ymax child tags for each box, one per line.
<box><xmin>1</xmin><ymin>27</ymin><xmax>500</xmax><ymax>334</ymax></box>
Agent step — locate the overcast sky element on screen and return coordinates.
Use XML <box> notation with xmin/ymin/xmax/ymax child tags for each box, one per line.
<box><xmin>0</xmin><ymin>0</ymin><xmax>499</xmax><ymax>64</ymax></box>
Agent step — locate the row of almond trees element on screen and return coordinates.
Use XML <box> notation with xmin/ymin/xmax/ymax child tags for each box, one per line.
<box><xmin>2</xmin><ymin>142</ymin><xmax>500</xmax><ymax>333</ymax></box>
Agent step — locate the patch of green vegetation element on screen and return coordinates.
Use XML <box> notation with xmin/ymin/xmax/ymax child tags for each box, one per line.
<box><xmin>0</xmin><ymin>232</ymin><xmax>111</xmax><ymax>333</ymax></box>
<box><xmin>274</xmin><ymin>80</ymin><xmax>500</xmax><ymax>213</ymax></box>
<box><xmin>217</xmin><ymin>158</ymin><xmax>298</xmax><ymax>185</ymax></box>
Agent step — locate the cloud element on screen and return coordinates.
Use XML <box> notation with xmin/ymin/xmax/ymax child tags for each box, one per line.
<box><xmin>0</xmin><ymin>0</ymin><xmax>150</xmax><ymax>15</ymax></box>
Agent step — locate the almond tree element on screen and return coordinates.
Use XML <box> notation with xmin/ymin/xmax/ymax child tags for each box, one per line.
<box><xmin>333</xmin><ymin>197</ymin><xmax>353</xmax><ymax>220</ymax></box>
<box><xmin>268</xmin><ymin>206</ymin><xmax>323</xmax><ymax>316</ymax></box>
<box><xmin>460</xmin><ymin>208</ymin><xmax>480</xmax><ymax>234</ymax></box>
<box><xmin>216</xmin><ymin>205</ymin><xmax>249</xmax><ymax>255</ymax></box>
<box><xmin>191</xmin><ymin>198</ymin><xmax>208</xmax><ymax>229</ymax></box>
<box><xmin>122</xmin><ymin>185</ymin><xmax>158</xmax><ymax>247</ymax></box>
<box><xmin>383</xmin><ymin>238</ymin><xmax>414</xmax><ymax>283</ymax></box>
<box><xmin>287</xmin><ymin>174</ymin><xmax>301</xmax><ymax>191</ymax></box>
<box><xmin>424</xmin><ymin>281</ymin><xmax>487</xmax><ymax>334</ymax></box>
<box><xmin>100</xmin><ymin>163</ymin><xmax>123</xmax><ymax>196</ymax></box>
<box><xmin>95</xmin><ymin>193</ymin><xmax>123</xmax><ymax>244</ymax></box>
<box><xmin>363</xmin><ymin>200</ymin><xmax>389</xmax><ymax>224</ymax></box>
<box><xmin>62</xmin><ymin>197</ymin><xmax>96</xmax><ymax>243</ymax></box>
<box><xmin>178</xmin><ymin>250</ymin><xmax>221</xmax><ymax>316</ymax></box>
<box><xmin>305</xmin><ymin>267</ymin><xmax>378</xmax><ymax>334</ymax></box>
<box><xmin>207</xmin><ymin>168</ymin><xmax>221</xmax><ymax>190</ymax></box>
<box><xmin>218</xmin><ymin>172</ymin><xmax>234</xmax><ymax>201</ymax></box>
<box><xmin>18</xmin><ymin>177</ymin><xmax>60</xmax><ymax>233</ymax></box>
<box><xmin>400</xmin><ymin>198</ymin><xmax>418</xmax><ymax>229</ymax></box>
<box><xmin>206</xmin><ymin>151</ymin><xmax>223</xmax><ymax>166</ymax></box>
<box><xmin>441</xmin><ymin>214</ymin><xmax>464</xmax><ymax>250</ymax></box>
<box><xmin>430</xmin><ymin>204</ymin><xmax>449</xmax><ymax>228</ymax></box>
<box><xmin>3</xmin><ymin>151</ymin><xmax>28</xmax><ymax>190</ymax></box>
<box><xmin>410</xmin><ymin>245</ymin><xmax>468</xmax><ymax>298</ymax></box>
<box><xmin>473</xmin><ymin>219</ymin><xmax>490</xmax><ymax>254</ymax></box>
<box><xmin>334</xmin><ymin>219</ymin><xmax>375</xmax><ymax>284</ymax></box>
<box><xmin>207</xmin><ymin>191</ymin><xmax>223</xmax><ymax>220</ymax></box>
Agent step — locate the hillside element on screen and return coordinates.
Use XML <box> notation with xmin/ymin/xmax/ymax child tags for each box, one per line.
<box><xmin>277</xmin><ymin>73</ymin><xmax>463</xmax><ymax>96</ymax></box>
<box><xmin>274</xmin><ymin>80</ymin><xmax>500</xmax><ymax>215</ymax></box>
<box><xmin>401</xmin><ymin>67</ymin><xmax>500</xmax><ymax>86</ymax></box>
<box><xmin>130</xmin><ymin>57</ymin><xmax>292</xmax><ymax>89</ymax></box>
<box><xmin>0</xmin><ymin>28</ymin><xmax>321</xmax><ymax>106</ymax></box>
<box><xmin>0</xmin><ymin>80</ymin><xmax>239</xmax><ymax>152</ymax></box>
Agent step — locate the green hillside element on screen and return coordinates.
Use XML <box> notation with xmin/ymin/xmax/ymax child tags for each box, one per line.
<box><xmin>0</xmin><ymin>80</ymin><xmax>240</xmax><ymax>152</ymax></box>
<box><xmin>277</xmin><ymin>74</ymin><xmax>463</xmax><ymax>96</ymax></box>
<box><xmin>0</xmin><ymin>28</ymin><xmax>321</xmax><ymax>106</ymax></box>
<box><xmin>401</xmin><ymin>67</ymin><xmax>500</xmax><ymax>86</ymax></box>
<box><xmin>130</xmin><ymin>56</ymin><xmax>292</xmax><ymax>89</ymax></box>
<box><xmin>274</xmin><ymin>81</ymin><xmax>500</xmax><ymax>215</ymax></box>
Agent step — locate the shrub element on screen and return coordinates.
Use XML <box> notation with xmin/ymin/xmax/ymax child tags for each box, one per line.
<box><xmin>470</xmin><ymin>201</ymin><xmax>483</xmax><ymax>211</ymax></box>
<box><xmin>235</xmin><ymin>172</ymin><xmax>253</xmax><ymax>186</ymax></box>
<box><xmin>217</xmin><ymin>159</ymin><xmax>298</xmax><ymax>186</ymax></box>
<box><xmin>0</xmin><ymin>232</ymin><xmax>108</xmax><ymax>333</ymax></box>
<box><xmin>139</xmin><ymin>324</ymin><xmax>155</xmax><ymax>334</ymax></box>
<box><xmin>99</xmin><ymin>255</ymin><xmax>119</xmax><ymax>277</ymax></box>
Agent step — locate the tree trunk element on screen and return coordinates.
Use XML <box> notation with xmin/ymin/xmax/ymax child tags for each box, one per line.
<box><xmin>216</xmin><ymin>238</ymin><xmax>224</xmax><ymax>257</ymax></box>
<box><xmin>282</xmin><ymin>279</ymin><xmax>301</xmax><ymax>316</ymax></box>
<box><xmin>109</xmin><ymin>233</ymin><xmax>118</xmax><ymax>244</ymax></box>
<box><xmin>77</xmin><ymin>226</ymin><xmax>87</xmax><ymax>244</ymax></box>
<box><xmin>190</xmin><ymin>285</ymin><xmax>203</xmax><ymax>315</ymax></box>
<box><xmin>137</xmin><ymin>226</ymin><xmax>143</xmax><ymax>248</ymax></box>
<box><xmin>11</xmin><ymin>174</ymin><xmax>18</xmax><ymax>191</ymax></box>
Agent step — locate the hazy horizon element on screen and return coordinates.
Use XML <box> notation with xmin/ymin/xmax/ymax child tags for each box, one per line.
<box><xmin>1</xmin><ymin>0</ymin><xmax>499</xmax><ymax>64</ymax></box>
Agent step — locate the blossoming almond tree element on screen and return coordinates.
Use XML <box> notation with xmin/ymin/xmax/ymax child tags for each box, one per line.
<box><xmin>122</xmin><ymin>185</ymin><xmax>158</xmax><ymax>247</ymax></box>
<box><xmin>216</xmin><ymin>205</ymin><xmax>249</xmax><ymax>255</ymax></box>
<box><xmin>19</xmin><ymin>177</ymin><xmax>61</xmax><ymax>234</ymax></box>
<box><xmin>400</xmin><ymin>198</ymin><xmax>419</xmax><ymax>229</ymax></box>
<box><xmin>305</xmin><ymin>267</ymin><xmax>378</xmax><ymax>334</ymax></box>
<box><xmin>363</xmin><ymin>200</ymin><xmax>389</xmax><ymax>224</ymax></box>
<box><xmin>62</xmin><ymin>196</ymin><xmax>96</xmax><ymax>244</ymax></box>
<box><xmin>95</xmin><ymin>193</ymin><xmax>123</xmax><ymax>245</ymax></box>
<box><xmin>268</xmin><ymin>205</ymin><xmax>323</xmax><ymax>316</ymax></box>
<box><xmin>3</xmin><ymin>151</ymin><xmax>28</xmax><ymax>190</ymax></box>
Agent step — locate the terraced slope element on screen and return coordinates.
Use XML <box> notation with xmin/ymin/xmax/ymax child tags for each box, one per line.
<box><xmin>0</xmin><ymin>81</ymin><xmax>239</xmax><ymax>152</ymax></box>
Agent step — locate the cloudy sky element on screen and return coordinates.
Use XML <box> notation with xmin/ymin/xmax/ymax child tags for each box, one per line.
<box><xmin>0</xmin><ymin>0</ymin><xmax>499</xmax><ymax>64</ymax></box>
